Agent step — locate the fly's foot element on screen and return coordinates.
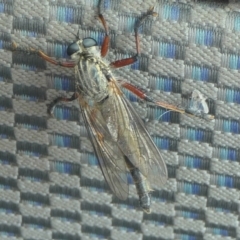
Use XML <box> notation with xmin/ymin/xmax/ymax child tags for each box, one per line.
<box><xmin>47</xmin><ymin>92</ymin><xmax>79</xmax><ymax>116</ymax></box>
<box><xmin>134</xmin><ymin>7</ymin><xmax>158</xmax><ymax>34</ymax></box>
<box><xmin>47</xmin><ymin>97</ymin><xmax>61</xmax><ymax>116</ymax></box>
<box><xmin>148</xmin><ymin>6</ymin><xmax>158</xmax><ymax>17</ymax></box>
<box><xmin>11</xmin><ymin>42</ymin><xmax>39</xmax><ymax>56</ymax></box>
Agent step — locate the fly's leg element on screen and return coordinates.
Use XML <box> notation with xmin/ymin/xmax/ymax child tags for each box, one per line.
<box><xmin>119</xmin><ymin>80</ymin><xmax>215</xmax><ymax>119</ymax></box>
<box><xmin>118</xmin><ymin>80</ymin><xmax>155</xmax><ymax>103</ymax></box>
<box><xmin>110</xmin><ymin>7</ymin><xmax>157</xmax><ymax>68</ymax></box>
<box><xmin>47</xmin><ymin>92</ymin><xmax>79</xmax><ymax>115</ymax></box>
<box><xmin>11</xmin><ymin>42</ymin><xmax>75</xmax><ymax>68</ymax></box>
<box><xmin>98</xmin><ymin>0</ymin><xmax>110</xmax><ymax>57</ymax></box>
<box><xmin>118</xmin><ymin>80</ymin><xmax>186</xmax><ymax>114</ymax></box>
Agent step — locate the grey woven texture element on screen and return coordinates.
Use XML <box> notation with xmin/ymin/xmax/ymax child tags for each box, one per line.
<box><xmin>0</xmin><ymin>0</ymin><xmax>240</xmax><ymax>239</ymax></box>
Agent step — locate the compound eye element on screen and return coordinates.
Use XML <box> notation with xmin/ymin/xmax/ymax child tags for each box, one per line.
<box><xmin>67</xmin><ymin>42</ymin><xmax>79</xmax><ymax>56</ymax></box>
<box><xmin>82</xmin><ymin>38</ymin><xmax>97</xmax><ymax>48</ymax></box>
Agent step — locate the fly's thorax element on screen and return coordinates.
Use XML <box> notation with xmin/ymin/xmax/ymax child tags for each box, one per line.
<box><xmin>67</xmin><ymin>38</ymin><xmax>111</xmax><ymax>104</ymax></box>
<box><xmin>75</xmin><ymin>55</ymin><xmax>112</xmax><ymax>104</ymax></box>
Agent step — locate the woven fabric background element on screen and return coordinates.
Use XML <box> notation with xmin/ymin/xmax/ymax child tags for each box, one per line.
<box><xmin>0</xmin><ymin>0</ymin><xmax>240</xmax><ymax>239</ymax></box>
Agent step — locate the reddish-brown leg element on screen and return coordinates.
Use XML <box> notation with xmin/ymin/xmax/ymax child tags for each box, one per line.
<box><xmin>118</xmin><ymin>80</ymin><xmax>185</xmax><ymax>114</ymax></box>
<box><xmin>110</xmin><ymin>7</ymin><xmax>157</xmax><ymax>68</ymax></box>
<box><xmin>47</xmin><ymin>92</ymin><xmax>79</xmax><ymax>115</ymax></box>
<box><xmin>119</xmin><ymin>81</ymin><xmax>215</xmax><ymax>120</ymax></box>
<box><xmin>98</xmin><ymin>0</ymin><xmax>110</xmax><ymax>57</ymax></box>
<box><xmin>118</xmin><ymin>80</ymin><xmax>153</xmax><ymax>102</ymax></box>
<box><xmin>12</xmin><ymin>42</ymin><xmax>75</xmax><ymax>68</ymax></box>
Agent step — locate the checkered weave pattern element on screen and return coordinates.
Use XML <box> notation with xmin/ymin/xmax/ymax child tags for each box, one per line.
<box><xmin>0</xmin><ymin>0</ymin><xmax>240</xmax><ymax>239</ymax></box>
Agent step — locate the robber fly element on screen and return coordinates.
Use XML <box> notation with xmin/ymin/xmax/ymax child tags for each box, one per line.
<box><xmin>12</xmin><ymin>0</ymin><xmax>168</xmax><ymax>213</ymax></box>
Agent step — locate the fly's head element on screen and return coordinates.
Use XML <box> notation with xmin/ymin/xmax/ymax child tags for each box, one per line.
<box><xmin>67</xmin><ymin>37</ymin><xmax>100</xmax><ymax>60</ymax></box>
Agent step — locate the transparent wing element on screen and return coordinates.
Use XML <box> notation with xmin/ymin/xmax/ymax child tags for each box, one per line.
<box><xmin>79</xmin><ymin>96</ymin><xmax>129</xmax><ymax>200</ymax></box>
<box><xmin>122</xmin><ymin>99</ymin><xmax>168</xmax><ymax>187</ymax></box>
<box><xmin>78</xmin><ymin>78</ymin><xmax>167</xmax><ymax>199</ymax></box>
<box><xmin>108</xmin><ymin>80</ymin><xmax>168</xmax><ymax>187</ymax></box>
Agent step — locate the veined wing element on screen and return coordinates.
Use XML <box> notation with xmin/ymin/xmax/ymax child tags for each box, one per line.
<box><xmin>78</xmin><ymin>77</ymin><xmax>167</xmax><ymax>199</ymax></box>
<box><xmin>78</xmin><ymin>96</ymin><xmax>129</xmax><ymax>200</ymax></box>
<box><xmin>109</xmin><ymin>80</ymin><xmax>168</xmax><ymax>187</ymax></box>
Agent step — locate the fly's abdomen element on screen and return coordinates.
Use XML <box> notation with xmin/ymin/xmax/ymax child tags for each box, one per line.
<box><xmin>130</xmin><ymin>168</ymin><xmax>151</xmax><ymax>213</ymax></box>
<box><xmin>76</xmin><ymin>57</ymin><xmax>109</xmax><ymax>103</ymax></box>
